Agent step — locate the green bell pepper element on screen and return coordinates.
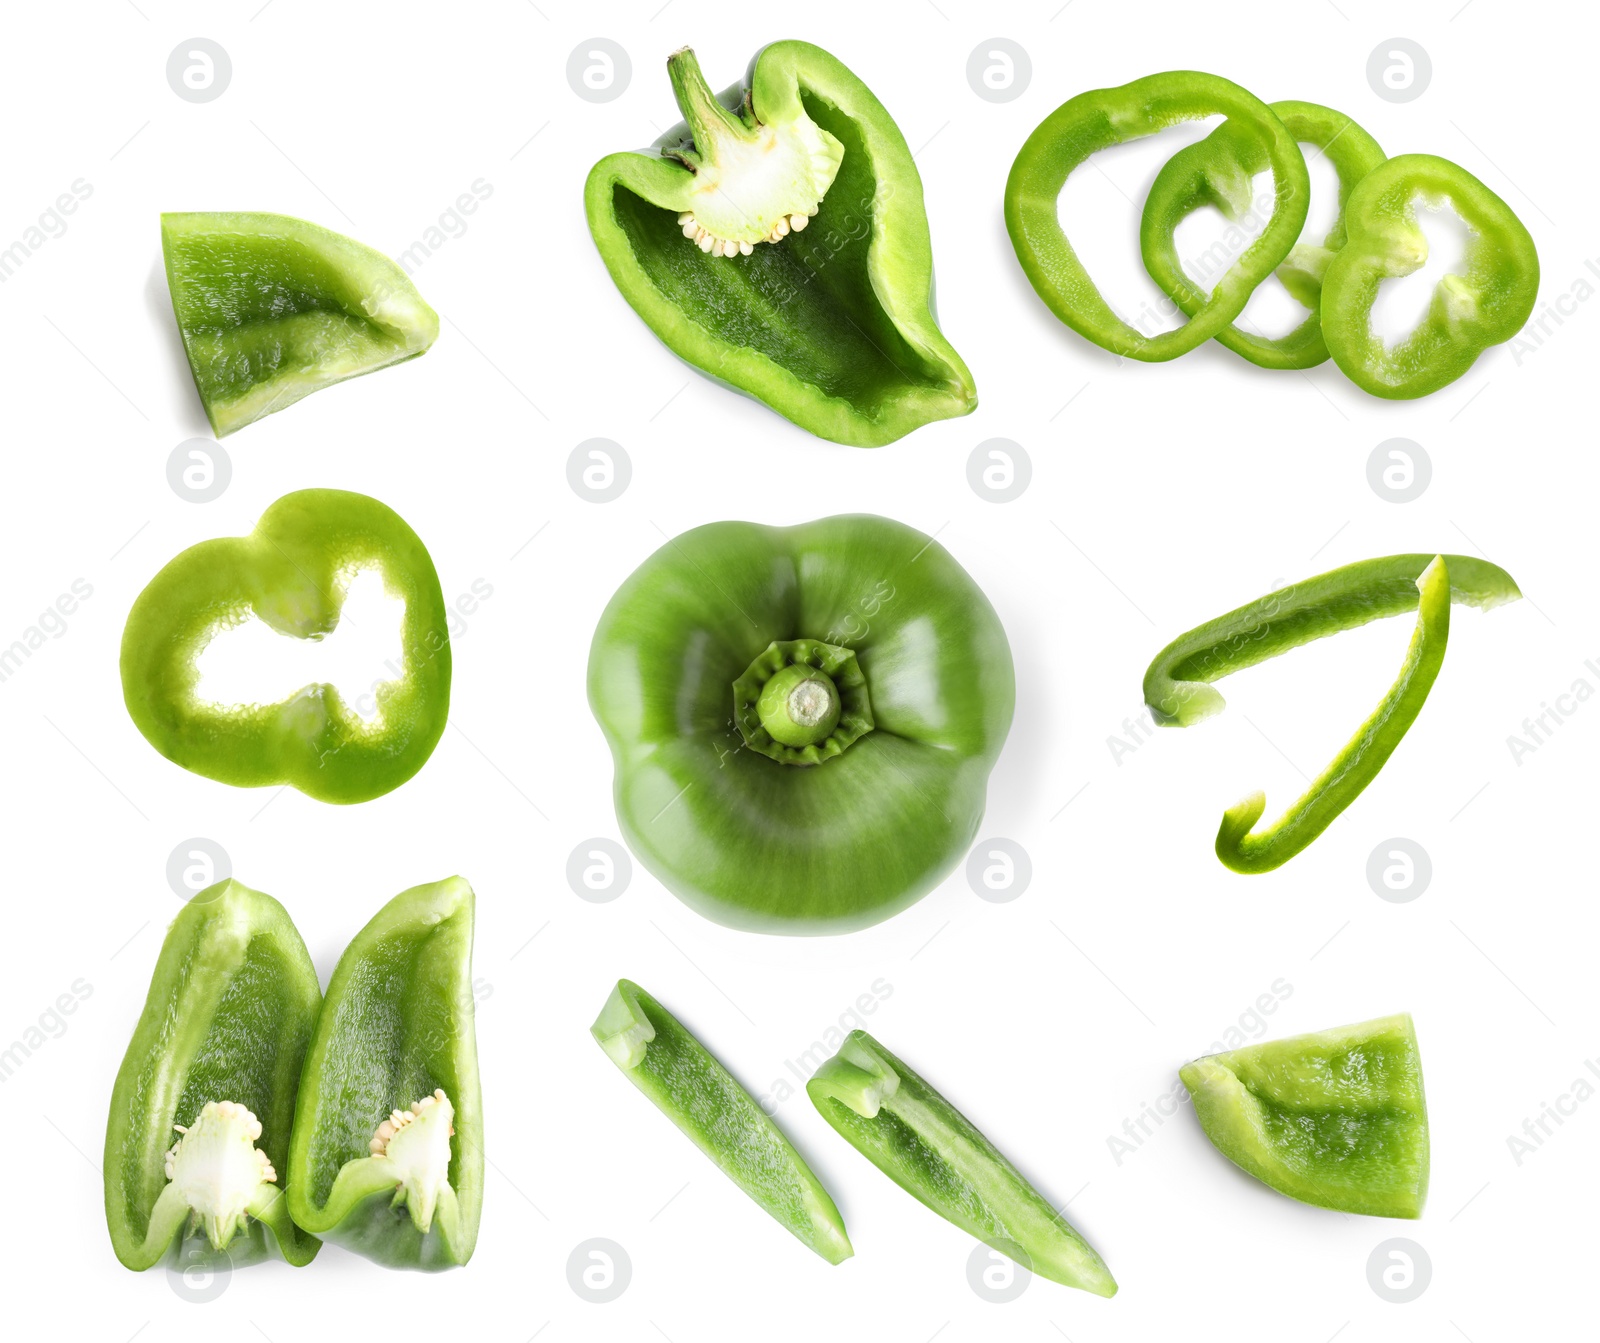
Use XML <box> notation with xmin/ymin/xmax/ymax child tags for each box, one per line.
<box><xmin>162</xmin><ymin>212</ymin><xmax>439</xmax><ymax>437</ymax></box>
<box><xmin>1320</xmin><ymin>154</ymin><xmax>1539</xmax><ymax>397</ymax></box>
<box><xmin>808</xmin><ymin>1031</ymin><xmax>1116</xmax><ymax>1296</ymax></box>
<box><xmin>1005</xmin><ymin>71</ymin><xmax>1309</xmax><ymax>361</ymax></box>
<box><xmin>584</xmin><ymin>43</ymin><xmax>976</xmax><ymax>446</ymax></box>
<box><xmin>1181</xmin><ymin>1014</ymin><xmax>1429</xmax><ymax>1218</ymax></box>
<box><xmin>105</xmin><ymin>879</ymin><xmax>321</xmax><ymax>1271</ymax></box>
<box><xmin>591</xmin><ymin>980</ymin><xmax>852</xmax><ymax>1264</ymax></box>
<box><xmin>1141</xmin><ymin>101</ymin><xmax>1386</xmax><ymax>369</ymax></box>
<box><xmin>120</xmin><ymin>488</ymin><xmax>451</xmax><ymax>805</ymax></box>
<box><xmin>587</xmin><ymin>515</ymin><xmax>1014</xmax><ymax>933</ymax></box>
<box><xmin>287</xmin><ymin>877</ymin><xmax>483</xmax><ymax>1270</ymax></box>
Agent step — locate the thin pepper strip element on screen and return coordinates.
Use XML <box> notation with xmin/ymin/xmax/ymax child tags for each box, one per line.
<box><xmin>808</xmin><ymin>1031</ymin><xmax>1116</xmax><ymax>1295</ymax></box>
<box><xmin>1144</xmin><ymin>554</ymin><xmax>1520</xmax><ymax>874</ymax></box>
<box><xmin>592</xmin><ymin>980</ymin><xmax>852</xmax><ymax>1263</ymax></box>
<box><xmin>1004</xmin><ymin>71</ymin><xmax>1308</xmax><ymax>361</ymax></box>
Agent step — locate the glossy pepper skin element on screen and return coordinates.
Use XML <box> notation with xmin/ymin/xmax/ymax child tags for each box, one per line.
<box><xmin>104</xmin><ymin>879</ymin><xmax>321</xmax><ymax>1271</ymax></box>
<box><xmin>1005</xmin><ymin>71</ymin><xmax>1309</xmax><ymax>361</ymax></box>
<box><xmin>1181</xmin><ymin>1014</ymin><xmax>1429</xmax><ymax>1218</ymax></box>
<box><xmin>287</xmin><ymin>878</ymin><xmax>483</xmax><ymax>1270</ymax></box>
<box><xmin>120</xmin><ymin>489</ymin><xmax>451</xmax><ymax>805</ymax></box>
<box><xmin>1320</xmin><ymin>154</ymin><xmax>1539</xmax><ymax>397</ymax></box>
<box><xmin>162</xmin><ymin>212</ymin><xmax>438</xmax><ymax>437</ymax></box>
<box><xmin>592</xmin><ymin>980</ymin><xmax>852</xmax><ymax>1263</ymax></box>
<box><xmin>585</xmin><ymin>42</ymin><xmax>976</xmax><ymax>446</ymax></box>
<box><xmin>1141</xmin><ymin>101</ymin><xmax>1386</xmax><ymax>370</ymax></box>
<box><xmin>809</xmin><ymin>1031</ymin><xmax>1116</xmax><ymax>1295</ymax></box>
<box><xmin>588</xmin><ymin>515</ymin><xmax>1014</xmax><ymax>934</ymax></box>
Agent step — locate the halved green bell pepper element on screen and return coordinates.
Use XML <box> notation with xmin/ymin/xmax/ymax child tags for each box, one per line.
<box><xmin>162</xmin><ymin>212</ymin><xmax>439</xmax><ymax>437</ymax></box>
<box><xmin>585</xmin><ymin>42</ymin><xmax>976</xmax><ymax>446</ymax></box>
<box><xmin>287</xmin><ymin>877</ymin><xmax>483</xmax><ymax>1270</ymax></box>
<box><xmin>1181</xmin><ymin>1014</ymin><xmax>1429</xmax><ymax>1217</ymax></box>
<box><xmin>120</xmin><ymin>488</ymin><xmax>451</xmax><ymax>805</ymax></box>
<box><xmin>105</xmin><ymin>879</ymin><xmax>321</xmax><ymax>1270</ymax></box>
<box><xmin>1320</xmin><ymin>154</ymin><xmax>1539</xmax><ymax>397</ymax></box>
<box><xmin>587</xmin><ymin>515</ymin><xmax>1014</xmax><ymax>933</ymax></box>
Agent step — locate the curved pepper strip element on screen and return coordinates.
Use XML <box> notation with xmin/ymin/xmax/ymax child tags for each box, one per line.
<box><xmin>1321</xmin><ymin>153</ymin><xmax>1539</xmax><ymax>397</ymax></box>
<box><xmin>104</xmin><ymin>879</ymin><xmax>321</xmax><ymax>1270</ymax></box>
<box><xmin>287</xmin><ymin>878</ymin><xmax>482</xmax><ymax>1270</ymax></box>
<box><xmin>592</xmin><ymin>980</ymin><xmax>852</xmax><ymax>1263</ymax></box>
<box><xmin>1004</xmin><ymin>71</ymin><xmax>1309</xmax><ymax>361</ymax></box>
<box><xmin>1181</xmin><ymin>1014</ymin><xmax>1428</xmax><ymax>1217</ymax></box>
<box><xmin>585</xmin><ymin>42</ymin><xmax>976</xmax><ymax>446</ymax></box>
<box><xmin>1144</xmin><ymin>554</ymin><xmax>1521</xmax><ymax>873</ymax></box>
<box><xmin>808</xmin><ymin>1031</ymin><xmax>1116</xmax><ymax>1295</ymax></box>
<box><xmin>120</xmin><ymin>489</ymin><xmax>451</xmax><ymax>805</ymax></box>
<box><xmin>1141</xmin><ymin>101</ymin><xmax>1386</xmax><ymax>369</ymax></box>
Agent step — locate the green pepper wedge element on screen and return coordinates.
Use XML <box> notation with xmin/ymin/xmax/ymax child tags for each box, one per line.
<box><xmin>592</xmin><ymin>980</ymin><xmax>852</xmax><ymax>1264</ymax></box>
<box><xmin>120</xmin><ymin>488</ymin><xmax>451</xmax><ymax>805</ymax></box>
<box><xmin>1144</xmin><ymin>554</ymin><xmax>1521</xmax><ymax>873</ymax></box>
<box><xmin>585</xmin><ymin>42</ymin><xmax>976</xmax><ymax>446</ymax></box>
<box><xmin>587</xmin><ymin>514</ymin><xmax>1015</xmax><ymax>933</ymax></box>
<box><xmin>808</xmin><ymin>1031</ymin><xmax>1116</xmax><ymax>1296</ymax></box>
<box><xmin>1005</xmin><ymin>71</ymin><xmax>1309</xmax><ymax>361</ymax></box>
<box><xmin>1181</xmin><ymin>1014</ymin><xmax>1429</xmax><ymax>1218</ymax></box>
<box><xmin>286</xmin><ymin>877</ymin><xmax>482</xmax><ymax>1270</ymax></box>
<box><xmin>1141</xmin><ymin>101</ymin><xmax>1386</xmax><ymax>369</ymax></box>
<box><xmin>104</xmin><ymin>879</ymin><xmax>321</xmax><ymax>1271</ymax></box>
<box><xmin>1320</xmin><ymin>154</ymin><xmax>1539</xmax><ymax>397</ymax></box>
<box><xmin>162</xmin><ymin>212</ymin><xmax>439</xmax><ymax>437</ymax></box>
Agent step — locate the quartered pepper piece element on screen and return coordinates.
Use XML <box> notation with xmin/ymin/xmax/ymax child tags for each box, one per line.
<box><xmin>1143</xmin><ymin>553</ymin><xmax>1520</xmax><ymax>873</ymax></box>
<box><xmin>1005</xmin><ymin>71</ymin><xmax>1309</xmax><ymax>361</ymax></box>
<box><xmin>587</xmin><ymin>514</ymin><xmax>1014</xmax><ymax>933</ymax></box>
<box><xmin>584</xmin><ymin>42</ymin><xmax>976</xmax><ymax>447</ymax></box>
<box><xmin>161</xmin><ymin>212</ymin><xmax>439</xmax><ymax>436</ymax></box>
<box><xmin>591</xmin><ymin>980</ymin><xmax>852</xmax><ymax>1264</ymax></box>
<box><xmin>1141</xmin><ymin>100</ymin><xmax>1386</xmax><ymax>369</ymax></box>
<box><xmin>1181</xmin><ymin>1014</ymin><xmax>1429</xmax><ymax>1218</ymax></box>
<box><xmin>104</xmin><ymin>879</ymin><xmax>321</xmax><ymax>1271</ymax></box>
<box><xmin>120</xmin><ymin>488</ymin><xmax>451</xmax><ymax>805</ymax></box>
<box><xmin>808</xmin><ymin>1031</ymin><xmax>1116</xmax><ymax>1295</ymax></box>
<box><xmin>287</xmin><ymin>877</ymin><xmax>482</xmax><ymax>1270</ymax></box>
<box><xmin>1320</xmin><ymin>154</ymin><xmax>1539</xmax><ymax>397</ymax></box>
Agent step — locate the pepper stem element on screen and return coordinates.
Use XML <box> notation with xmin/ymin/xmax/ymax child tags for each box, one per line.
<box><xmin>758</xmin><ymin>665</ymin><xmax>842</xmax><ymax>748</ymax></box>
<box><xmin>732</xmin><ymin>639</ymin><xmax>874</xmax><ymax>767</ymax></box>
<box><xmin>667</xmin><ymin>47</ymin><xmax>756</xmax><ymax>167</ymax></box>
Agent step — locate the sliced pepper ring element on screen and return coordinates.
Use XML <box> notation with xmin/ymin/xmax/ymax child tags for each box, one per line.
<box><xmin>1004</xmin><ymin>71</ymin><xmax>1310</xmax><ymax>361</ymax></box>
<box><xmin>1140</xmin><ymin>100</ymin><xmax>1386</xmax><ymax>370</ymax></box>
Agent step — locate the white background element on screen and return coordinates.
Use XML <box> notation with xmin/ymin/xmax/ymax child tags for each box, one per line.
<box><xmin>1</xmin><ymin>2</ymin><xmax>1594</xmax><ymax>1340</ymax></box>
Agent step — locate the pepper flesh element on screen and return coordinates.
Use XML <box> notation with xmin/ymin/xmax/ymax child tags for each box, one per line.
<box><xmin>104</xmin><ymin>879</ymin><xmax>321</xmax><ymax>1270</ymax></box>
<box><xmin>587</xmin><ymin>515</ymin><xmax>1014</xmax><ymax>933</ymax></box>
<box><xmin>584</xmin><ymin>40</ymin><xmax>976</xmax><ymax>446</ymax></box>
<box><xmin>1320</xmin><ymin>153</ymin><xmax>1539</xmax><ymax>397</ymax></box>
<box><xmin>1181</xmin><ymin>1014</ymin><xmax>1429</xmax><ymax>1217</ymax></box>
<box><xmin>120</xmin><ymin>488</ymin><xmax>451</xmax><ymax>805</ymax></box>
<box><xmin>161</xmin><ymin>212</ymin><xmax>438</xmax><ymax>437</ymax></box>
<box><xmin>808</xmin><ymin>1031</ymin><xmax>1116</xmax><ymax>1296</ymax></box>
<box><xmin>286</xmin><ymin>877</ymin><xmax>482</xmax><ymax>1270</ymax></box>
<box><xmin>591</xmin><ymin>980</ymin><xmax>852</xmax><ymax>1264</ymax></box>
<box><xmin>1140</xmin><ymin>101</ymin><xmax>1386</xmax><ymax>369</ymax></box>
<box><xmin>1144</xmin><ymin>554</ymin><xmax>1520</xmax><ymax>873</ymax></box>
<box><xmin>1005</xmin><ymin>71</ymin><xmax>1309</xmax><ymax>361</ymax></box>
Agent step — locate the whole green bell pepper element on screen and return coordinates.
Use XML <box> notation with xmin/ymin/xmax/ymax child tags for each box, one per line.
<box><xmin>808</xmin><ymin>1031</ymin><xmax>1116</xmax><ymax>1295</ymax></box>
<box><xmin>120</xmin><ymin>488</ymin><xmax>451</xmax><ymax>805</ymax></box>
<box><xmin>287</xmin><ymin>877</ymin><xmax>483</xmax><ymax>1270</ymax></box>
<box><xmin>587</xmin><ymin>515</ymin><xmax>1015</xmax><ymax>933</ymax></box>
<box><xmin>1141</xmin><ymin>101</ymin><xmax>1386</xmax><ymax>370</ymax></box>
<box><xmin>585</xmin><ymin>42</ymin><xmax>976</xmax><ymax>446</ymax></box>
<box><xmin>1181</xmin><ymin>1014</ymin><xmax>1429</xmax><ymax>1218</ymax></box>
<box><xmin>1320</xmin><ymin>153</ymin><xmax>1539</xmax><ymax>397</ymax></box>
<box><xmin>162</xmin><ymin>212</ymin><xmax>439</xmax><ymax>437</ymax></box>
<box><xmin>104</xmin><ymin>879</ymin><xmax>322</xmax><ymax>1271</ymax></box>
<box><xmin>1005</xmin><ymin>71</ymin><xmax>1309</xmax><ymax>361</ymax></box>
